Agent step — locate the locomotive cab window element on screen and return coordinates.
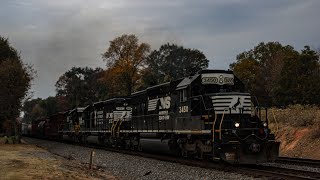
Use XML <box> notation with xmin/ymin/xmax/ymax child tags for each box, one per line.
<box><xmin>180</xmin><ymin>89</ymin><xmax>188</xmax><ymax>102</ymax></box>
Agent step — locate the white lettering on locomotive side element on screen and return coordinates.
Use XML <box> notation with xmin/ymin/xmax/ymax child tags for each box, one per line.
<box><xmin>126</xmin><ymin>107</ymin><xmax>132</xmax><ymax>111</ymax></box>
<box><xmin>114</xmin><ymin>110</ymin><xmax>132</xmax><ymax>121</ymax></box>
<box><xmin>106</xmin><ymin>112</ymin><xmax>113</xmax><ymax>123</ymax></box>
<box><xmin>179</xmin><ymin>106</ymin><xmax>189</xmax><ymax>113</ymax></box>
<box><xmin>116</xmin><ymin>107</ymin><xmax>125</xmax><ymax>110</ymax></box>
<box><xmin>106</xmin><ymin>112</ymin><xmax>113</xmax><ymax>119</ymax></box>
<box><xmin>201</xmin><ymin>73</ymin><xmax>234</xmax><ymax>85</ymax></box>
<box><xmin>159</xmin><ymin>110</ymin><xmax>168</xmax><ymax>115</ymax></box>
<box><xmin>159</xmin><ymin>115</ymin><xmax>170</xmax><ymax>120</ymax></box>
<box><xmin>159</xmin><ymin>110</ymin><xmax>169</xmax><ymax>120</ymax></box>
<box><xmin>148</xmin><ymin>96</ymin><xmax>171</xmax><ymax>111</ymax></box>
<box><xmin>97</xmin><ymin>111</ymin><xmax>104</xmax><ymax>119</ymax></box>
<box><xmin>159</xmin><ymin>96</ymin><xmax>171</xmax><ymax>110</ymax></box>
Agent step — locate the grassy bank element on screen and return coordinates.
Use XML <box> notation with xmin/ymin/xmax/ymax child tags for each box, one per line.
<box><xmin>267</xmin><ymin>105</ymin><xmax>320</xmax><ymax>159</ymax></box>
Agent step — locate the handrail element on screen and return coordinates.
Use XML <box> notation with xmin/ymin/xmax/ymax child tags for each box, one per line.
<box><xmin>116</xmin><ymin>119</ymin><xmax>124</xmax><ymax>137</ymax></box>
<box><xmin>212</xmin><ymin>113</ymin><xmax>217</xmax><ymax>143</ymax></box>
<box><xmin>271</xmin><ymin>109</ymin><xmax>279</xmax><ymax>134</ymax></box>
<box><xmin>75</xmin><ymin>122</ymin><xmax>80</xmax><ymax>134</ymax></box>
<box><xmin>219</xmin><ymin>108</ymin><xmax>228</xmax><ymax>140</ymax></box>
<box><xmin>111</xmin><ymin>119</ymin><xmax>117</xmax><ymax>137</ymax></box>
<box><xmin>233</xmin><ymin>131</ymin><xmax>268</xmax><ymax>141</ymax></box>
<box><xmin>114</xmin><ymin>119</ymin><xmax>121</xmax><ymax>137</ymax></box>
<box><xmin>110</xmin><ymin>118</ymin><xmax>124</xmax><ymax>137</ymax></box>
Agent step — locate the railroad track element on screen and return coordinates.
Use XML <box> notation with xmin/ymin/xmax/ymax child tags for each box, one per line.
<box><xmin>241</xmin><ymin>165</ymin><xmax>320</xmax><ymax>180</ymax></box>
<box><xmin>276</xmin><ymin>157</ymin><xmax>320</xmax><ymax>168</ymax></box>
<box><xmin>23</xmin><ymin>137</ymin><xmax>320</xmax><ymax>180</ymax></box>
<box><xmin>73</xmin><ymin>143</ymin><xmax>320</xmax><ymax>179</ymax></box>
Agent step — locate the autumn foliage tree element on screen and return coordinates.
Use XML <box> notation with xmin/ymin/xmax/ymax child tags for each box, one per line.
<box><xmin>102</xmin><ymin>34</ymin><xmax>150</xmax><ymax>96</ymax></box>
<box><xmin>0</xmin><ymin>36</ymin><xmax>34</xmax><ymax>136</ymax></box>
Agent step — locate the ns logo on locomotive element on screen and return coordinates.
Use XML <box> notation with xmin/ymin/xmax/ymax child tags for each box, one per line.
<box><xmin>31</xmin><ymin>69</ymin><xmax>280</xmax><ymax>164</ymax></box>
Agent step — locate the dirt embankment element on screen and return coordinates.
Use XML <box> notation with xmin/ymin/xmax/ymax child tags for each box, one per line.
<box><xmin>275</xmin><ymin>127</ymin><xmax>320</xmax><ymax>159</ymax></box>
<box><xmin>0</xmin><ymin>139</ymin><xmax>117</xmax><ymax>180</ymax></box>
<box><xmin>268</xmin><ymin>105</ymin><xmax>320</xmax><ymax>159</ymax></box>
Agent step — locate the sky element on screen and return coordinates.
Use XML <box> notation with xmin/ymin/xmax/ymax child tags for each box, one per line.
<box><xmin>1</xmin><ymin>0</ymin><xmax>319</xmax><ymax>99</ymax></box>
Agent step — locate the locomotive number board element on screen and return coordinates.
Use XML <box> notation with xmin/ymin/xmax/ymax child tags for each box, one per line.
<box><xmin>201</xmin><ymin>73</ymin><xmax>234</xmax><ymax>85</ymax></box>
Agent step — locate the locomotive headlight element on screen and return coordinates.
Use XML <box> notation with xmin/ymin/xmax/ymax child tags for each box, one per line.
<box><xmin>234</xmin><ymin>122</ymin><xmax>240</xmax><ymax>128</ymax></box>
<box><xmin>263</xmin><ymin>122</ymin><xmax>268</xmax><ymax>127</ymax></box>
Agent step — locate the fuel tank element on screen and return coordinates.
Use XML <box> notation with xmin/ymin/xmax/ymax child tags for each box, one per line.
<box><xmin>140</xmin><ymin>138</ymin><xmax>172</xmax><ymax>154</ymax></box>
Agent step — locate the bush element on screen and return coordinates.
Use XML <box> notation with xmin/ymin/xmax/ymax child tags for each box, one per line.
<box><xmin>3</xmin><ymin>136</ymin><xmax>16</xmax><ymax>144</ymax></box>
<box><xmin>310</xmin><ymin>124</ymin><xmax>320</xmax><ymax>140</ymax></box>
<box><xmin>268</xmin><ymin>104</ymin><xmax>320</xmax><ymax>127</ymax></box>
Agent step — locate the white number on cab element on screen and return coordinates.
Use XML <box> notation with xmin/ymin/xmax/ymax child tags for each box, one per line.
<box><xmin>179</xmin><ymin>106</ymin><xmax>189</xmax><ymax>113</ymax></box>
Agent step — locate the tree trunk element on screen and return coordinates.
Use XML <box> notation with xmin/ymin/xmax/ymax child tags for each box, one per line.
<box><xmin>13</xmin><ymin>119</ymin><xmax>21</xmax><ymax>144</ymax></box>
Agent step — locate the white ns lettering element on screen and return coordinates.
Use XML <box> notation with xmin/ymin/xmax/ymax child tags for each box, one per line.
<box><xmin>159</xmin><ymin>96</ymin><xmax>171</xmax><ymax>109</ymax></box>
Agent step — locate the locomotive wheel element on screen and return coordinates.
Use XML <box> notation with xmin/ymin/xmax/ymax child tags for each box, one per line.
<box><xmin>196</xmin><ymin>147</ymin><xmax>203</xmax><ymax>159</ymax></box>
<box><xmin>138</xmin><ymin>143</ymin><xmax>142</xmax><ymax>151</ymax></box>
<box><xmin>130</xmin><ymin>141</ymin><xmax>135</xmax><ymax>151</ymax></box>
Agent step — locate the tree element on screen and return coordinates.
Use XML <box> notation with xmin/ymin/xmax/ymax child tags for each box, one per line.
<box><xmin>0</xmin><ymin>36</ymin><xmax>34</xmax><ymax>138</ymax></box>
<box><xmin>56</xmin><ymin>96</ymin><xmax>70</xmax><ymax>112</ymax></box>
<box><xmin>42</xmin><ymin>96</ymin><xmax>58</xmax><ymax>117</ymax></box>
<box><xmin>274</xmin><ymin>46</ymin><xmax>320</xmax><ymax>105</ymax></box>
<box><xmin>102</xmin><ymin>34</ymin><xmax>150</xmax><ymax>95</ymax></box>
<box><xmin>55</xmin><ymin>67</ymin><xmax>107</xmax><ymax>108</ymax></box>
<box><xmin>230</xmin><ymin>42</ymin><xmax>297</xmax><ymax>105</ymax></box>
<box><xmin>230</xmin><ymin>58</ymin><xmax>260</xmax><ymax>94</ymax></box>
<box><xmin>23</xmin><ymin>96</ymin><xmax>63</xmax><ymax>123</ymax></box>
<box><xmin>144</xmin><ymin>43</ymin><xmax>209</xmax><ymax>87</ymax></box>
<box><xmin>22</xmin><ymin>98</ymin><xmax>44</xmax><ymax>123</ymax></box>
<box><xmin>100</xmin><ymin>67</ymin><xmax>126</xmax><ymax>97</ymax></box>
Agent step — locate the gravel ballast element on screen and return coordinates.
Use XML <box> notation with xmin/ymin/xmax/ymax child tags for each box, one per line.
<box><xmin>23</xmin><ymin>137</ymin><xmax>259</xmax><ymax>180</ymax></box>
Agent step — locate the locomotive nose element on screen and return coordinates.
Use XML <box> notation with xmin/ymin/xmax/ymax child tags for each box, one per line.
<box><xmin>249</xmin><ymin>143</ymin><xmax>261</xmax><ymax>153</ymax></box>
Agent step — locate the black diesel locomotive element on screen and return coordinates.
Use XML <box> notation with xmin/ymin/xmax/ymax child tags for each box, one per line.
<box><xmin>59</xmin><ymin>69</ymin><xmax>280</xmax><ymax>164</ymax></box>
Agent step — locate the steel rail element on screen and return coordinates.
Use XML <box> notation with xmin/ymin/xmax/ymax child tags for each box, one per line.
<box><xmin>276</xmin><ymin>157</ymin><xmax>320</xmax><ymax>168</ymax></box>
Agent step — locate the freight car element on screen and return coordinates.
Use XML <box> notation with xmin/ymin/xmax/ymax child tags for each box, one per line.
<box><xmin>21</xmin><ymin>122</ymin><xmax>31</xmax><ymax>135</ymax></box>
<box><xmin>31</xmin><ymin>118</ymin><xmax>47</xmax><ymax>137</ymax></box>
<box><xmin>25</xmin><ymin>113</ymin><xmax>67</xmax><ymax>139</ymax></box>
<box><xmin>57</xmin><ymin>69</ymin><xmax>279</xmax><ymax>164</ymax></box>
<box><xmin>44</xmin><ymin>112</ymin><xmax>66</xmax><ymax>139</ymax></box>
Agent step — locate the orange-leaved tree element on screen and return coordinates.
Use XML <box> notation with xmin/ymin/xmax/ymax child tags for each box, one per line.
<box><xmin>102</xmin><ymin>34</ymin><xmax>150</xmax><ymax>96</ymax></box>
